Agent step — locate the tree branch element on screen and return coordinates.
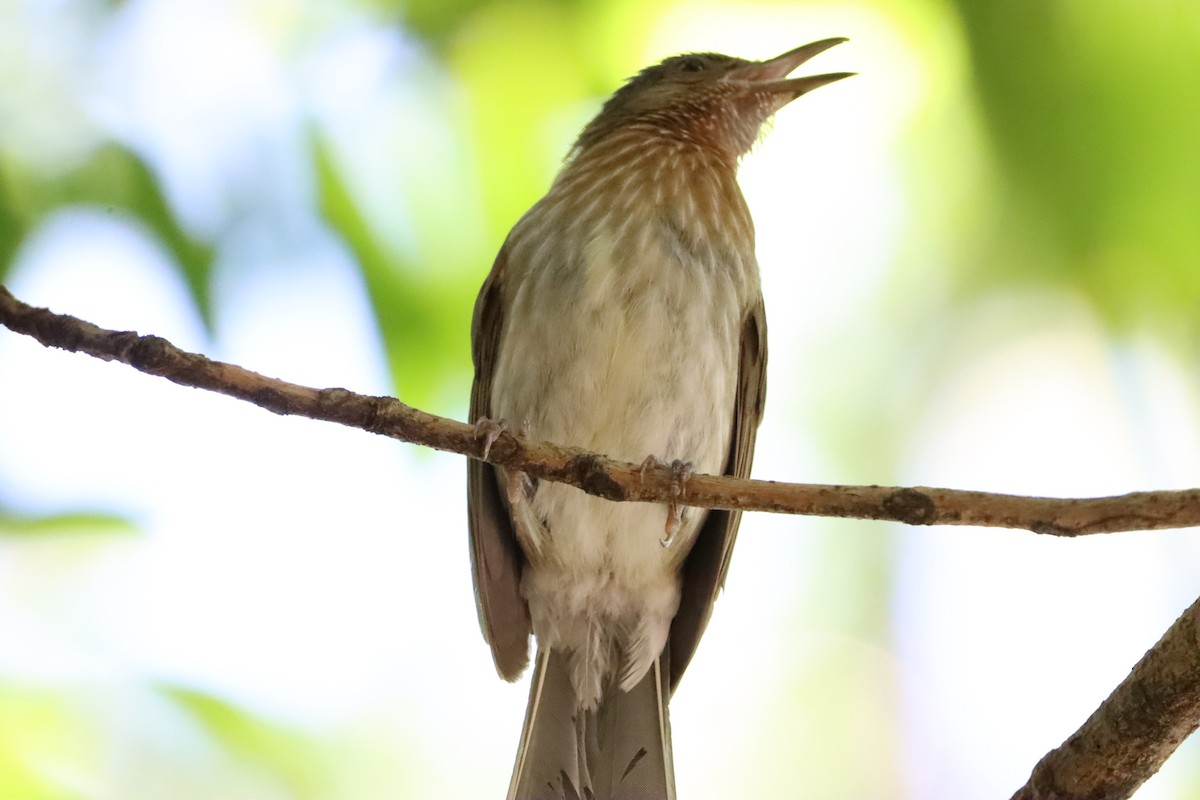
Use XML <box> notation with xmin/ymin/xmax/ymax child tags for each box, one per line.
<box><xmin>4</xmin><ymin>283</ymin><xmax>1200</xmax><ymax>794</ymax></box>
<box><xmin>1010</xmin><ymin>593</ymin><xmax>1200</xmax><ymax>799</ymax></box>
<box><xmin>2</xmin><ymin>284</ymin><xmax>1198</xmax><ymax>536</ymax></box>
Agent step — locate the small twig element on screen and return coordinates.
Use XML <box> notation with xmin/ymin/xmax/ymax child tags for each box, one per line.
<box><xmin>2</xmin><ymin>284</ymin><xmax>1198</xmax><ymax>535</ymax></box>
<box><xmin>1010</xmin><ymin>594</ymin><xmax>1200</xmax><ymax>800</ymax></box>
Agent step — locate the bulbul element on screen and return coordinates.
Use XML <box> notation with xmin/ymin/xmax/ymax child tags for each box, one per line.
<box><xmin>468</xmin><ymin>38</ymin><xmax>852</xmax><ymax>799</ymax></box>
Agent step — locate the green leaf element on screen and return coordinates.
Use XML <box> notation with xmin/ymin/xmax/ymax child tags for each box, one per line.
<box><xmin>0</xmin><ymin>509</ymin><xmax>138</xmax><ymax>538</ymax></box>
<box><xmin>0</xmin><ymin>688</ymin><xmax>96</xmax><ymax>799</ymax></box>
<box><xmin>953</xmin><ymin>0</ymin><xmax>1200</xmax><ymax>333</ymax></box>
<box><xmin>0</xmin><ymin>169</ymin><xmax>25</xmax><ymax>284</ymax></box>
<box><xmin>163</xmin><ymin>686</ymin><xmax>327</xmax><ymax>797</ymax></box>
<box><xmin>313</xmin><ymin>132</ymin><xmax>470</xmax><ymax>409</ymax></box>
<box><xmin>0</xmin><ymin>144</ymin><xmax>216</xmax><ymax>328</ymax></box>
<box><xmin>396</xmin><ymin>0</ymin><xmax>491</xmax><ymax>43</ymax></box>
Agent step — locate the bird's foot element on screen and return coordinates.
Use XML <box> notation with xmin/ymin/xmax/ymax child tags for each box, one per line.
<box><xmin>655</xmin><ymin>458</ymin><xmax>693</xmax><ymax>547</ymax></box>
<box><xmin>639</xmin><ymin>454</ymin><xmax>660</xmax><ymax>483</ymax></box>
<box><xmin>472</xmin><ymin>416</ymin><xmax>508</xmax><ymax>461</ymax></box>
<box><xmin>474</xmin><ymin>417</ymin><xmax>531</xmax><ymax>460</ymax></box>
<box><xmin>474</xmin><ymin>417</ymin><xmax>535</xmax><ymax>502</ymax></box>
<box><xmin>507</xmin><ymin>469</ymin><xmax>536</xmax><ymax>506</ymax></box>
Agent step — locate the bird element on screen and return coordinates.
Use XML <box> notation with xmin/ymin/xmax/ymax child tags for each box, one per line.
<box><xmin>468</xmin><ymin>38</ymin><xmax>852</xmax><ymax>799</ymax></box>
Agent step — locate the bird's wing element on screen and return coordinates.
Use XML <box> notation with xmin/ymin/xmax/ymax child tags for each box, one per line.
<box><xmin>668</xmin><ymin>296</ymin><xmax>767</xmax><ymax>691</ymax></box>
<box><xmin>468</xmin><ymin>244</ymin><xmax>532</xmax><ymax>680</ymax></box>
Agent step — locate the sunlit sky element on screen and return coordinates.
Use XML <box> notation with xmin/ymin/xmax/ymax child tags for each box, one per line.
<box><xmin>2</xmin><ymin>1</ymin><xmax>1199</xmax><ymax>798</ymax></box>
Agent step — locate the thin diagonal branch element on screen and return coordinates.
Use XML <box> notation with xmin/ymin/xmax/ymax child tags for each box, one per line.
<box><xmin>2</xmin><ymin>284</ymin><xmax>1199</xmax><ymax>536</ymax></box>
<box><xmin>1010</xmin><ymin>593</ymin><xmax>1200</xmax><ymax>800</ymax></box>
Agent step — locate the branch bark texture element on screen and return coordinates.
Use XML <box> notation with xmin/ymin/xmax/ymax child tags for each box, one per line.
<box><xmin>1010</xmin><ymin>594</ymin><xmax>1200</xmax><ymax>799</ymax></box>
<box><xmin>2</xmin><ymin>285</ymin><xmax>1198</xmax><ymax>537</ymax></box>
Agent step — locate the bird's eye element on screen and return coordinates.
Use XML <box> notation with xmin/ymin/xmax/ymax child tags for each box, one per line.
<box><xmin>678</xmin><ymin>57</ymin><xmax>705</xmax><ymax>73</ymax></box>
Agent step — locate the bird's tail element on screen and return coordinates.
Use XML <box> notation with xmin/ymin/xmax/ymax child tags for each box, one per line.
<box><xmin>508</xmin><ymin>647</ymin><xmax>676</xmax><ymax>800</ymax></box>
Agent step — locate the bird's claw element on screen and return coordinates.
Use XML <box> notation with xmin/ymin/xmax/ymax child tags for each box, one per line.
<box><xmin>660</xmin><ymin>459</ymin><xmax>693</xmax><ymax>548</ymax></box>
<box><xmin>507</xmin><ymin>470</ymin><xmax>535</xmax><ymax>506</ymax></box>
<box><xmin>639</xmin><ymin>454</ymin><xmax>661</xmax><ymax>484</ymax></box>
<box><xmin>472</xmin><ymin>417</ymin><xmax>530</xmax><ymax>460</ymax></box>
<box><xmin>475</xmin><ymin>417</ymin><xmax>536</xmax><ymax>504</ymax></box>
<box><xmin>473</xmin><ymin>417</ymin><xmax>508</xmax><ymax>461</ymax></box>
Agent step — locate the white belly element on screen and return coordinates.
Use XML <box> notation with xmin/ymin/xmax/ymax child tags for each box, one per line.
<box><xmin>491</xmin><ymin>219</ymin><xmax>749</xmax><ymax>707</ymax></box>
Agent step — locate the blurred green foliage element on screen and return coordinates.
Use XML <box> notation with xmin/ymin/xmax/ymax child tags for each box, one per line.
<box><xmin>0</xmin><ymin>145</ymin><xmax>214</xmax><ymax>320</ymax></box>
<box><xmin>953</xmin><ymin>0</ymin><xmax>1200</xmax><ymax>337</ymax></box>
<box><xmin>1</xmin><ymin>0</ymin><xmax>1198</xmax><ymax>797</ymax></box>
<box><xmin>314</xmin><ymin>132</ymin><xmax>470</xmax><ymax>407</ymax></box>
<box><xmin>0</xmin><ymin>507</ymin><xmax>137</xmax><ymax>538</ymax></box>
<box><xmin>165</xmin><ymin>686</ymin><xmax>331</xmax><ymax>797</ymax></box>
<box><xmin>6</xmin><ymin>0</ymin><xmax>1193</xmax><ymax>400</ymax></box>
<box><xmin>0</xmin><ymin>687</ymin><xmax>97</xmax><ymax>800</ymax></box>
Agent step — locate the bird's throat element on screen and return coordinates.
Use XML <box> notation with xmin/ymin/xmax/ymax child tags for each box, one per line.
<box><xmin>543</xmin><ymin>129</ymin><xmax>755</xmax><ymax>268</ymax></box>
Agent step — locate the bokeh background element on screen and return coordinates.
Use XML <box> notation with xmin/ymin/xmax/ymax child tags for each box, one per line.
<box><xmin>2</xmin><ymin>0</ymin><xmax>1199</xmax><ymax>797</ymax></box>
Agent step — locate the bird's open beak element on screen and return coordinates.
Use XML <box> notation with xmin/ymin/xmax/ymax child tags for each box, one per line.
<box><xmin>729</xmin><ymin>37</ymin><xmax>854</xmax><ymax>97</ymax></box>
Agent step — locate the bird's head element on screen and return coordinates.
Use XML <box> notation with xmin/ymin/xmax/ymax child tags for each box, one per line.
<box><xmin>572</xmin><ymin>38</ymin><xmax>852</xmax><ymax>161</ymax></box>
